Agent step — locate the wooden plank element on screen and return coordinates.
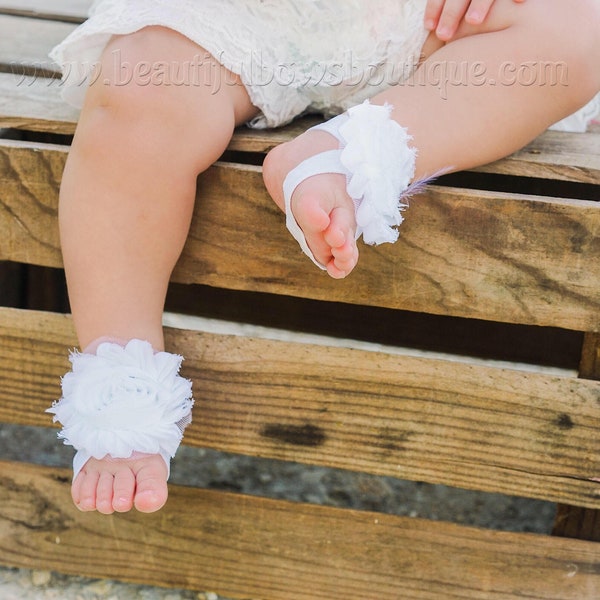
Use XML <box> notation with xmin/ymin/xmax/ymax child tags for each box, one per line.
<box><xmin>553</xmin><ymin>333</ymin><xmax>600</xmax><ymax>541</ymax></box>
<box><xmin>1</xmin><ymin>460</ymin><xmax>599</xmax><ymax>600</ymax></box>
<box><xmin>181</xmin><ymin>164</ymin><xmax>600</xmax><ymax>331</ymax></box>
<box><xmin>234</xmin><ymin>128</ymin><xmax>600</xmax><ymax>184</ymax></box>
<box><xmin>554</xmin><ymin>504</ymin><xmax>600</xmax><ymax>543</ymax></box>
<box><xmin>580</xmin><ymin>332</ymin><xmax>600</xmax><ymax>382</ymax></box>
<box><xmin>0</xmin><ymin>15</ymin><xmax>74</xmax><ymax>76</ymax></box>
<box><xmin>3</xmin><ymin>139</ymin><xmax>598</xmax><ymax>330</ymax></box>
<box><xmin>0</xmin><ymin>73</ymin><xmax>78</xmax><ymax>134</ymax></box>
<box><xmin>0</xmin><ymin>71</ymin><xmax>599</xmax><ymax>183</ymax></box>
<box><xmin>1</xmin><ymin>307</ymin><xmax>599</xmax><ymax>508</ymax></box>
<box><xmin>1</xmin><ymin>16</ymin><xmax>599</xmax><ymax>183</ymax></box>
<box><xmin>0</xmin><ymin>0</ymin><xmax>91</xmax><ymax>23</ymax></box>
<box><xmin>472</xmin><ymin>130</ymin><xmax>600</xmax><ymax>184</ymax></box>
<box><xmin>0</xmin><ymin>140</ymin><xmax>65</xmax><ymax>266</ymax></box>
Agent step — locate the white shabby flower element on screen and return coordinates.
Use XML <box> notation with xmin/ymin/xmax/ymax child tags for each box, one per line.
<box><xmin>339</xmin><ymin>101</ymin><xmax>416</xmax><ymax>245</ymax></box>
<box><xmin>48</xmin><ymin>339</ymin><xmax>193</xmax><ymax>468</ymax></box>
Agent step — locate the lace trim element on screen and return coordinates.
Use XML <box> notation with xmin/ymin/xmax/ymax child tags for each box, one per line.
<box><xmin>49</xmin><ymin>0</ymin><xmax>428</xmax><ymax>127</ymax></box>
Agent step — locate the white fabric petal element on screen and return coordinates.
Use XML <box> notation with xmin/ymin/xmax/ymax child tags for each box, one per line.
<box><xmin>47</xmin><ymin>339</ymin><xmax>194</xmax><ymax>479</ymax></box>
<box><xmin>283</xmin><ymin>100</ymin><xmax>419</xmax><ymax>265</ymax></box>
<box><xmin>338</xmin><ymin>101</ymin><xmax>417</xmax><ymax>246</ymax></box>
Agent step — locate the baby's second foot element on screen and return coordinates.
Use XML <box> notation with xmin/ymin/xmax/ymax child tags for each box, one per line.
<box><xmin>263</xmin><ymin>129</ymin><xmax>359</xmax><ymax>278</ymax></box>
<box><xmin>71</xmin><ymin>452</ymin><xmax>168</xmax><ymax>514</ymax></box>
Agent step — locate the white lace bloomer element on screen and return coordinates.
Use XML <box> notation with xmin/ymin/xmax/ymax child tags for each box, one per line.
<box><xmin>50</xmin><ymin>0</ymin><xmax>431</xmax><ymax>127</ymax></box>
<box><xmin>50</xmin><ymin>0</ymin><xmax>599</xmax><ymax>130</ymax></box>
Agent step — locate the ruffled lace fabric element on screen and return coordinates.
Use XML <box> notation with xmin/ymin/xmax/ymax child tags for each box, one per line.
<box><xmin>49</xmin><ymin>0</ymin><xmax>429</xmax><ymax>128</ymax></box>
<box><xmin>47</xmin><ymin>339</ymin><xmax>194</xmax><ymax>478</ymax></box>
<box><xmin>338</xmin><ymin>102</ymin><xmax>416</xmax><ymax>245</ymax></box>
<box><xmin>49</xmin><ymin>0</ymin><xmax>598</xmax><ymax>131</ymax></box>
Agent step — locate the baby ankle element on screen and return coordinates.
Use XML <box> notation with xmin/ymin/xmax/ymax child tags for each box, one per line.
<box><xmin>82</xmin><ymin>336</ymin><xmax>130</xmax><ymax>354</ymax></box>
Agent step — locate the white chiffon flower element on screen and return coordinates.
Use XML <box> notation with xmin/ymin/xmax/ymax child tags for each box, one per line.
<box><xmin>339</xmin><ymin>101</ymin><xmax>416</xmax><ymax>245</ymax></box>
<box><xmin>48</xmin><ymin>339</ymin><xmax>194</xmax><ymax>464</ymax></box>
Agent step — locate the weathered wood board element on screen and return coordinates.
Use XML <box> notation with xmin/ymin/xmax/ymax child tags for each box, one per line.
<box><xmin>2</xmin><ymin>139</ymin><xmax>599</xmax><ymax>330</ymax></box>
<box><xmin>1</xmin><ymin>460</ymin><xmax>599</xmax><ymax>600</ymax></box>
<box><xmin>2</xmin><ymin>307</ymin><xmax>599</xmax><ymax>508</ymax></box>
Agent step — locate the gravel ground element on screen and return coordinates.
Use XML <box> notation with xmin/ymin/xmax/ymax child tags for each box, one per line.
<box><xmin>0</xmin><ymin>568</ymin><xmax>226</xmax><ymax>600</ymax></box>
<box><xmin>0</xmin><ymin>316</ymin><xmax>559</xmax><ymax>598</ymax></box>
<box><xmin>0</xmin><ymin>423</ymin><xmax>557</xmax><ymax>600</ymax></box>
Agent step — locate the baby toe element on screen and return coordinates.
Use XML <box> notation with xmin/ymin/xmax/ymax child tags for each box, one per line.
<box><xmin>95</xmin><ymin>471</ymin><xmax>116</xmax><ymax>515</ymax></box>
<box><xmin>112</xmin><ymin>467</ymin><xmax>136</xmax><ymax>513</ymax></box>
<box><xmin>133</xmin><ymin>459</ymin><xmax>169</xmax><ymax>513</ymax></box>
<box><xmin>294</xmin><ymin>198</ymin><xmax>331</xmax><ymax>236</ymax></box>
<box><xmin>325</xmin><ymin>205</ymin><xmax>356</xmax><ymax>250</ymax></box>
<box><xmin>333</xmin><ymin>255</ymin><xmax>358</xmax><ymax>276</ymax></box>
<box><xmin>331</xmin><ymin>237</ymin><xmax>358</xmax><ymax>271</ymax></box>
<box><xmin>72</xmin><ymin>466</ymin><xmax>100</xmax><ymax>512</ymax></box>
<box><xmin>134</xmin><ymin>482</ymin><xmax>168</xmax><ymax>513</ymax></box>
<box><xmin>326</xmin><ymin>260</ymin><xmax>350</xmax><ymax>279</ymax></box>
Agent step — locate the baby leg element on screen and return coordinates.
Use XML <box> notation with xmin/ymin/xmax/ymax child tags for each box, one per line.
<box><xmin>59</xmin><ymin>26</ymin><xmax>258</xmax><ymax>513</ymax></box>
<box><xmin>379</xmin><ymin>0</ymin><xmax>600</xmax><ymax>177</ymax></box>
<box><xmin>263</xmin><ymin>0</ymin><xmax>600</xmax><ymax>277</ymax></box>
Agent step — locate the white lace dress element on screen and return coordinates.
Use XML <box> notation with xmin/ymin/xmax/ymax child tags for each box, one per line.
<box><xmin>50</xmin><ymin>0</ymin><xmax>429</xmax><ymax>127</ymax></box>
<box><xmin>50</xmin><ymin>0</ymin><xmax>599</xmax><ymax>130</ymax></box>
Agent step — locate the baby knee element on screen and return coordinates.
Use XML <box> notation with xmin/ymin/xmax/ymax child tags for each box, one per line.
<box><xmin>87</xmin><ymin>63</ymin><xmax>172</xmax><ymax>120</ymax></box>
<box><xmin>86</xmin><ymin>27</ymin><xmax>192</xmax><ymax>120</ymax></box>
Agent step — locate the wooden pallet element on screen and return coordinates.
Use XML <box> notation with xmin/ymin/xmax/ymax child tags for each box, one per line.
<box><xmin>1</xmin><ymin>2</ymin><xmax>599</xmax><ymax>598</ymax></box>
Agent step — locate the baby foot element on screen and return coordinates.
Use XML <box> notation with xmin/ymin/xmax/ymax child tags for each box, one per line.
<box><xmin>263</xmin><ymin>129</ymin><xmax>359</xmax><ymax>279</ymax></box>
<box><xmin>71</xmin><ymin>452</ymin><xmax>168</xmax><ymax>514</ymax></box>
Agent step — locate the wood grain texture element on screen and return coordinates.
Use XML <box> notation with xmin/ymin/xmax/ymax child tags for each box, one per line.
<box><xmin>0</xmin><ymin>15</ymin><xmax>74</xmax><ymax>76</ymax></box>
<box><xmin>472</xmin><ymin>130</ymin><xmax>600</xmax><ymax>184</ymax></box>
<box><xmin>553</xmin><ymin>333</ymin><xmax>600</xmax><ymax>541</ymax></box>
<box><xmin>1</xmin><ymin>139</ymin><xmax>599</xmax><ymax>330</ymax></box>
<box><xmin>580</xmin><ymin>333</ymin><xmax>600</xmax><ymax>382</ymax></box>
<box><xmin>0</xmin><ymin>0</ymin><xmax>91</xmax><ymax>22</ymax></box>
<box><xmin>2</xmin><ymin>76</ymin><xmax>600</xmax><ymax>186</ymax></box>
<box><xmin>181</xmin><ymin>164</ymin><xmax>600</xmax><ymax>331</ymax></box>
<box><xmin>1</xmin><ymin>460</ymin><xmax>600</xmax><ymax>600</ymax></box>
<box><xmin>2</xmin><ymin>307</ymin><xmax>599</xmax><ymax>507</ymax></box>
<box><xmin>1</xmin><ymin>71</ymin><xmax>599</xmax><ymax>184</ymax></box>
<box><xmin>0</xmin><ymin>73</ymin><xmax>79</xmax><ymax>134</ymax></box>
<box><xmin>554</xmin><ymin>504</ymin><xmax>600</xmax><ymax>543</ymax></box>
<box><xmin>0</xmin><ymin>139</ymin><xmax>65</xmax><ymax>266</ymax></box>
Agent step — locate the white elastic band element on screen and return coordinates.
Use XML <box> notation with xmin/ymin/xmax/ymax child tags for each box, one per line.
<box><xmin>47</xmin><ymin>339</ymin><xmax>194</xmax><ymax>479</ymax></box>
<box><xmin>282</xmin><ymin>100</ymin><xmax>418</xmax><ymax>266</ymax></box>
<box><xmin>283</xmin><ymin>150</ymin><xmax>348</xmax><ymax>269</ymax></box>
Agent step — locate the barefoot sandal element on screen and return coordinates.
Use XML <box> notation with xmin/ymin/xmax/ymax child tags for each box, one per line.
<box><xmin>282</xmin><ymin>100</ymin><xmax>420</xmax><ymax>269</ymax></box>
<box><xmin>47</xmin><ymin>339</ymin><xmax>194</xmax><ymax>479</ymax></box>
